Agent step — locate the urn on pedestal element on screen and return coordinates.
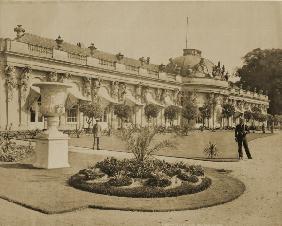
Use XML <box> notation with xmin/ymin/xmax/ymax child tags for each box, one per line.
<box><xmin>32</xmin><ymin>82</ymin><xmax>72</xmax><ymax>169</ymax></box>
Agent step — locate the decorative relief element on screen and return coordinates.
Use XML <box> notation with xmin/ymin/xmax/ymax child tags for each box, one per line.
<box><xmin>46</xmin><ymin>71</ymin><xmax>58</xmax><ymax>82</ymax></box>
<box><xmin>173</xmin><ymin>88</ymin><xmax>180</xmax><ymax>104</ymax></box>
<box><xmin>4</xmin><ymin>65</ymin><xmax>17</xmax><ymax>101</ymax></box>
<box><xmin>119</xmin><ymin>83</ymin><xmax>127</xmax><ymax>101</ymax></box>
<box><xmin>141</xmin><ymin>86</ymin><xmax>148</xmax><ymax>101</ymax></box>
<box><xmin>83</xmin><ymin>77</ymin><xmax>92</xmax><ymax>98</ymax></box>
<box><xmin>111</xmin><ymin>81</ymin><xmax>119</xmax><ymax>99</ymax></box>
<box><xmin>136</xmin><ymin>83</ymin><xmax>142</xmax><ymax>100</ymax></box>
<box><xmin>57</xmin><ymin>73</ymin><xmax>71</xmax><ymax>83</ymax></box>
<box><xmin>193</xmin><ymin>58</ymin><xmax>210</xmax><ymax>77</ymax></box>
<box><xmin>155</xmin><ymin>88</ymin><xmax>163</xmax><ymax>101</ymax></box>
<box><xmin>91</xmin><ymin>78</ymin><xmax>102</xmax><ymax>100</ymax></box>
<box><xmin>19</xmin><ymin>66</ymin><xmax>31</xmax><ymax>99</ymax></box>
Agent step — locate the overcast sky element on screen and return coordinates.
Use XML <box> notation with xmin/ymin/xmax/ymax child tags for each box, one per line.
<box><xmin>0</xmin><ymin>1</ymin><xmax>281</xmax><ymax>75</ymax></box>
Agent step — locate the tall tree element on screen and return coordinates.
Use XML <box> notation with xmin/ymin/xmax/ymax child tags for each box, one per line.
<box><xmin>164</xmin><ymin>105</ymin><xmax>180</xmax><ymax>126</ymax></box>
<box><xmin>221</xmin><ymin>103</ymin><xmax>235</xmax><ymax>127</ymax></box>
<box><xmin>236</xmin><ymin>48</ymin><xmax>282</xmax><ymax>114</ymax></box>
<box><xmin>79</xmin><ymin>100</ymin><xmax>104</xmax><ymax>128</ymax></box>
<box><xmin>114</xmin><ymin>104</ymin><xmax>131</xmax><ymax>128</ymax></box>
<box><xmin>199</xmin><ymin>103</ymin><xmax>212</xmax><ymax>128</ymax></box>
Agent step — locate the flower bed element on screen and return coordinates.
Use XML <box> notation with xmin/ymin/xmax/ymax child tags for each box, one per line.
<box><xmin>0</xmin><ymin>130</ymin><xmax>35</xmax><ymax>162</ymax></box>
<box><xmin>69</xmin><ymin>157</ymin><xmax>212</xmax><ymax>198</ymax></box>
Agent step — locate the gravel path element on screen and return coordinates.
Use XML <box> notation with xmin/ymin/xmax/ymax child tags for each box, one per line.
<box><xmin>0</xmin><ymin>133</ymin><xmax>281</xmax><ymax>226</ymax></box>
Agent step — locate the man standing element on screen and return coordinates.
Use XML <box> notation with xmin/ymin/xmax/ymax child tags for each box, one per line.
<box><xmin>235</xmin><ymin>118</ymin><xmax>252</xmax><ymax>160</ymax></box>
<box><xmin>92</xmin><ymin>118</ymin><xmax>102</xmax><ymax>150</ymax></box>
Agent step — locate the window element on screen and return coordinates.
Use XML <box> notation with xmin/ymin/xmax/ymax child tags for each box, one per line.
<box><xmin>67</xmin><ymin>106</ymin><xmax>78</xmax><ymax>123</ymax></box>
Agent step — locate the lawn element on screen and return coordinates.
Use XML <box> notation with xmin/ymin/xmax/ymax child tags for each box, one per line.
<box><xmin>0</xmin><ymin>152</ymin><xmax>245</xmax><ymax>213</ymax></box>
<box><xmin>69</xmin><ymin>131</ymin><xmax>272</xmax><ymax>161</ymax></box>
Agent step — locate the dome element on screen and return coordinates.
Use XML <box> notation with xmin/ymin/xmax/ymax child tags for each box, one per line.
<box><xmin>165</xmin><ymin>48</ymin><xmax>214</xmax><ymax>77</ymax></box>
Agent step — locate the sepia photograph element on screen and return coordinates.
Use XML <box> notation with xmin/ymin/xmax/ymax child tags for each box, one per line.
<box><xmin>0</xmin><ymin>1</ymin><xmax>281</xmax><ymax>226</ymax></box>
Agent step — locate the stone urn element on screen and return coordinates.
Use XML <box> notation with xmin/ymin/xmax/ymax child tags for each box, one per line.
<box><xmin>32</xmin><ymin>82</ymin><xmax>72</xmax><ymax>169</ymax></box>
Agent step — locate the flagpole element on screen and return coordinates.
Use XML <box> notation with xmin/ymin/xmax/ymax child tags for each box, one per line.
<box><xmin>186</xmin><ymin>16</ymin><xmax>188</xmax><ymax>49</ymax></box>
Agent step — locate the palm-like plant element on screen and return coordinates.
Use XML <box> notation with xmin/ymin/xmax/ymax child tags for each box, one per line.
<box><xmin>203</xmin><ymin>141</ymin><xmax>219</xmax><ymax>159</ymax></box>
<box><xmin>120</xmin><ymin>127</ymin><xmax>175</xmax><ymax>162</ymax></box>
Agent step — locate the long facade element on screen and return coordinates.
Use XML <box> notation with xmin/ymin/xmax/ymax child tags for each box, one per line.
<box><xmin>0</xmin><ymin>26</ymin><xmax>269</xmax><ymax>131</ymax></box>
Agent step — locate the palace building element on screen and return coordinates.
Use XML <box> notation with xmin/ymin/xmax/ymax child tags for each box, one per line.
<box><xmin>0</xmin><ymin>25</ymin><xmax>269</xmax><ymax>131</ymax></box>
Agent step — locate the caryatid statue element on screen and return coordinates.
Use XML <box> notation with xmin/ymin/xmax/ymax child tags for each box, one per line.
<box><xmin>91</xmin><ymin>78</ymin><xmax>102</xmax><ymax>100</ymax></box>
<box><xmin>19</xmin><ymin>66</ymin><xmax>31</xmax><ymax>99</ymax></box>
<box><xmin>173</xmin><ymin>88</ymin><xmax>180</xmax><ymax>105</ymax></box>
<box><xmin>119</xmin><ymin>83</ymin><xmax>127</xmax><ymax>101</ymax></box>
<box><xmin>111</xmin><ymin>81</ymin><xmax>119</xmax><ymax>99</ymax></box>
<box><xmin>136</xmin><ymin>82</ymin><xmax>142</xmax><ymax>100</ymax></box>
<box><xmin>83</xmin><ymin>77</ymin><xmax>92</xmax><ymax>98</ymax></box>
<box><xmin>155</xmin><ymin>88</ymin><xmax>163</xmax><ymax>101</ymax></box>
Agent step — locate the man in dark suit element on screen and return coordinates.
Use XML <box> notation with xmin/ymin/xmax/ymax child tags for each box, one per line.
<box><xmin>235</xmin><ymin>118</ymin><xmax>252</xmax><ymax>160</ymax></box>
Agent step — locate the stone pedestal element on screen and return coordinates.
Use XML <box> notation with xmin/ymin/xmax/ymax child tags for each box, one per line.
<box><xmin>33</xmin><ymin>135</ymin><xmax>69</xmax><ymax>169</ymax></box>
<box><xmin>33</xmin><ymin>116</ymin><xmax>70</xmax><ymax>169</ymax></box>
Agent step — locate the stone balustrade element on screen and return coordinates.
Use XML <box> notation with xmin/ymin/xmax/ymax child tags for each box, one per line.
<box><xmin>0</xmin><ymin>39</ymin><xmax>270</xmax><ymax>104</ymax></box>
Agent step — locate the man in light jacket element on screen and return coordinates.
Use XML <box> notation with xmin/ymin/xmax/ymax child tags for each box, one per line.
<box><xmin>92</xmin><ymin>118</ymin><xmax>102</xmax><ymax>150</ymax></box>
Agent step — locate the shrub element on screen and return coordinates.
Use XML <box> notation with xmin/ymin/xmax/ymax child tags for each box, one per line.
<box><xmin>107</xmin><ymin>172</ymin><xmax>132</xmax><ymax>187</ymax></box>
<box><xmin>96</xmin><ymin>157</ymin><xmax>124</xmax><ymax>176</ymax></box>
<box><xmin>178</xmin><ymin>173</ymin><xmax>199</xmax><ymax>183</ymax></box>
<box><xmin>0</xmin><ymin>128</ymin><xmax>35</xmax><ymax>162</ymax></box>
<box><xmin>182</xmin><ymin>100</ymin><xmax>198</xmax><ymax>123</ymax></box>
<box><xmin>79</xmin><ymin>101</ymin><xmax>103</xmax><ymax>128</ymax></box>
<box><xmin>203</xmin><ymin>142</ymin><xmax>219</xmax><ymax>159</ymax></box>
<box><xmin>119</xmin><ymin>127</ymin><xmax>175</xmax><ymax>162</ymax></box>
<box><xmin>144</xmin><ymin>104</ymin><xmax>160</xmax><ymax>122</ymax></box>
<box><xmin>114</xmin><ymin>104</ymin><xmax>132</xmax><ymax>128</ymax></box>
<box><xmin>79</xmin><ymin>168</ymin><xmax>105</xmax><ymax>180</ymax></box>
<box><xmin>0</xmin><ymin>142</ymin><xmax>34</xmax><ymax>162</ymax></box>
<box><xmin>164</xmin><ymin>105</ymin><xmax>180</xmax><ymax>125</ymax></box>
<box><xmin>146</xmin><ymin>171</ymin><xmax>172</xmax><ymax>187</ymax></box>
<box><xmin>69</xmin><ymin>175</ymin><xmax>212</xmax><ymax>198</ymax></box>
<box><xmin>189</xmin><ymin>165</ymin><xmax>205</xmax><ymax>176</ymax></box>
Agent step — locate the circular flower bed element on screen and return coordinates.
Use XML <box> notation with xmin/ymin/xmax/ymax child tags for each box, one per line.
<box><xmin>69</xmin><ymin>157</ymin><xmax>212</xmax><ymax>198</ymax></box>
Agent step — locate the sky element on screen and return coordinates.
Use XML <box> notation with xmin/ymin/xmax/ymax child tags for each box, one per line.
<box><xmin>0</xmin><ymin>1</ymin><xmax>281</xmax><ymax>76</ymax></box>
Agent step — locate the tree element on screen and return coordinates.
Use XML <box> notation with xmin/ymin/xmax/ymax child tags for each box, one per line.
<box><xmin>120</xmin><ymin>127</ymin><xmax>175</xmax><ymax>162</ymax></box>
<box><xmin>257</xmin><ymin>113</ymin><xmax>267</xmax><ymax>124</ymax></box>
<box><xmin>236</xmin><ymin>48</ymin><xmax>282</xmax><ymax>114</ymax></box>
<box><xmin>251</xmin><ymin>106</ymin><xmax>262</xmax><ymax>124</ymax></box>
<box><xmin>79</xmin><ymin>101</ymin><xmax>103</xmax><ymax>128</ymax></box>
<box><xmin>144</xmin><ymin>104</ymin><xmax>160</xmax><ymax>124</ymax></box>
<box><xmin>182</xmin><ymin>100</ymin><xmax>198</xmax><ymax>124</ymax></box>
<box><xmin>199</xmin><ymin>103</ymin><xmax>212</xmax><ymax>128</ymax></box>
<box><xmin>114</xmin><ymin>104</ymin><xmax>131</xmax><ymax>128</ymax></box>
<box><xmin>164</xmin><ymin>105</ymin><xmax>180</xmax><ymax>126</ymax></box>
<box><xmin>244</xmin><ymin>111</ymin><xmax>253</xmax><ymax>122</ymax></box>
<box><xmin>221</xmin><ymin>103</ymin><xmax>235</xmax><ymax>127</ymax></box>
